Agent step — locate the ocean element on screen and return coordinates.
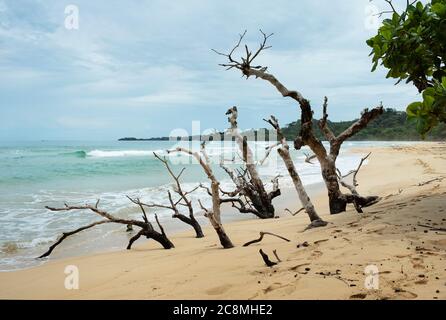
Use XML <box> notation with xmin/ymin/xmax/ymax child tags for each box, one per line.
<box><xmin>0</xmin><ymin>140</ymin><xmax>416</xmax><ymax>270</ymax></box>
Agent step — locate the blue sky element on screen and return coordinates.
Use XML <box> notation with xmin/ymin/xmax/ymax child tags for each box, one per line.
<box><xmin>0</xmin><ymin>0</ymin><xmax>420</xmax><ymax>140</ymax></box>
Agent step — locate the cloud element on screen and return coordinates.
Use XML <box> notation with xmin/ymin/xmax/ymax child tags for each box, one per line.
<box><xmin>0</xmin><ymin>0</ymin><xmax>421</xmax><ymax>139</ymax></box>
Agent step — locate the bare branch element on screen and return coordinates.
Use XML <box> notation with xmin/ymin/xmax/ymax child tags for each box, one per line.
<box><xmin>258</xmin><ymin>142</ymin><xmax>280</xmax><ymax>165</ymax></box>
<box><xmin>41</xmin><ymin>199</ymin><xmax>175</xmax><ymax>257</ymax></box>
<box><xmin>173</xmin><ymin>146</ymin><xmax>233</xmax><ymax>248</ymax></box>
<box><xmin>38</xmin><ymin>220</ymin><xmax>112</xmax><ymax>258</ymax></box>
<box><xmin>273</xmin><ymin>249</ymin><xmax>282</xmax><ymax>262</ymax></box>
<box><xmin>259</xmin><ymin>249</ymin><xmax>277</xmax><ymax>267</ymax></box>
<box><xmin>318</xmin><ymin>96</ymin><xmax>336</xmax><ymax>142</ymax></box>
<box><xmin>331</xmin><ymin>105</ymin><xmax>383</xmax><ymax>158</ymax></box>
<box><xmin>303</xmin><ymin>152</ymin><xmax>317</xmax><ymax>164</ymax></box>
<box><xmin>243</xmin><ymin>231</ymin><xmax>291</xmax><ymax>247</ymax></box>
<box><xmin>285</xmin><ymin>207</ymin><xmax>305</xmax><ymax>216</ymax></box>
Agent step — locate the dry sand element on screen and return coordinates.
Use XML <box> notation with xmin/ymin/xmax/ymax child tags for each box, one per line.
<box><xmin>0</xmin><ymin>142</ymin><xmax>445</xmax><ymax>300</ymax></box>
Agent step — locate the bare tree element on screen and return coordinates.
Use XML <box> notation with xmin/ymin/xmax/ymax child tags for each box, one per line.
<box><xmin>265</xmin><ymin>115</ymin><xmax>327</xmax><ymax>228</ymax></box>
<box><xmin>213</xmin><ymin>30</ymin><xmax>383</xmax><ymax>214</ymax></box>
<box><xmin>39</xmin><ymin>199</ymin><xmax>174</xmax><ymax>258</ymax></box>
<box><xmin>138</xmin><ymin>152</ymin><xmax>205</xmax><ymax>238</ymax></box>
<box><xmin>219</xmin><ymin>106</ymin><xmax>281</xmax><ymax>219</ymax></box>
<box><xmin>168</xmin><ymin>142</ymin><xmax>234</xmax><ymax>248</ymax></box>
<box><xmin>336</xmin><ymin>152</ymin><xmax>380</xmax><ymax>213</ymax></box>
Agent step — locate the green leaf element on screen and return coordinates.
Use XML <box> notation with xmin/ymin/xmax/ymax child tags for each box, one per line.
<box><xmin>407</xmin><ymin>101</ymin><xmax>422</xmax><ymax>117</ymax></box>
<box><xmin>423</xmin><ymin>87</ymin><xmax>436</xmax><ymax>100</ymax></box>
<box><xmin>381</xmin><ymin>29</ymin><xmax>392</xmax><ymax>40</ymax></box>
<box><xmin>432</xmin><ymin>3</ymin><xmax>446</xmax><ymax>16</ymax></box>
<box><xmin>416</xmin><ymin>2</ymin><xmax>424</xmax><ymax>11</ymax></box>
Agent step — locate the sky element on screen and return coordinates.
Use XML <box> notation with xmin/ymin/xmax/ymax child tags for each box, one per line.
<box><xmin>0</xmin><ymin>0</ymin><xmax>421</xmax><ymax>140</ymax></box>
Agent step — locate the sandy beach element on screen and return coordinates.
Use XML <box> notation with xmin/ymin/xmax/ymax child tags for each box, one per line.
<box><xmin>0</xmin><ymin>142</ymin><xmax>445</xmax><ymax>300</ymax></box>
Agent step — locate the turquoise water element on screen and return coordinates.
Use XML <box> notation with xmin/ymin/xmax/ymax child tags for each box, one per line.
<box><xmin>0</xmin><ymin>140</ymin><xmax>416</xmax><ymax>270</ymax></box>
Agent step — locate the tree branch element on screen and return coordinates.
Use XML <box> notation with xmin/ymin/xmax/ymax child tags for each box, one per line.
<box><xmin>243</xmin><ymin>231</ymin><xmax>291</xmax><ymax>247</ymax></box>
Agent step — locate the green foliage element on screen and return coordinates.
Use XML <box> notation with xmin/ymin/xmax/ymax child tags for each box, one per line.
<box><xmin>367</xmin><ymin>0</ymin><xmax>446</xmax><ymax>136</ymax></box>
<box><xmin>280</xmin><ymin>108</ymin><xmax>446</xmax><ymax>141</ymax></box>
<box><xmin>406</xmin><ymin>78</ymin><xmax>446</xmax><ymax>135</ymax></box>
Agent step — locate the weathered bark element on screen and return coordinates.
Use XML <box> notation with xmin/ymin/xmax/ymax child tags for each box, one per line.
<box><xmin>126</xmin><ymin>226</ymin><xmax>174</xmax><ymax>250</ymax></box>
<box><xmin>265</xmin><ymin>116</ymin><xmax>327</xmax><ymax>228</ymax></box>
<box><xmin>39</xmin><ymin>199</ymin><xmax>174</xmax><ymax>258</ymax></box>
<box><xmin>168</xmin><ymin>143</ymin><xmax>234</xmax><ymax>249</ymax></box>
<box><xmin>221</xmin><ymin>106</ymin><xmax>281</xmax><ymax>219</ymax></box>
<box><xmin>213</xmin><ymin>31</ymin><xmax>383</xmax><ymax>214</ymax></box>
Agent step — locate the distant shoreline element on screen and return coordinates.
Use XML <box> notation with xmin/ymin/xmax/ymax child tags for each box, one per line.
<box><xmin>118</xmin><ymin>136</ymin><xmax>445</xmax><ymax>142</ymax></box>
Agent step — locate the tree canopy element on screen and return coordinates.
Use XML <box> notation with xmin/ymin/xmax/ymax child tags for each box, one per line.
<box><xmin>367</xmin><ymin>0</ymin><xmax>446</xmax><ymax>136</ymax></box>
<box><xmin>280</xmin><ymin>108</ymin><xmax>446</xmax><ymax>141</ymax></box>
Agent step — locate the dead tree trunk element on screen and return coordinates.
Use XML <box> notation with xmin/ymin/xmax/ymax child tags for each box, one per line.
<box><xmin>168</xmin><ymin>143</ymin><xmax>234</xmax><ymax>248</ymax></box>
<box><xmin>39</xmin><ymin>199</ymin><xmax>174</xmax><ymax>258</ymax></box>
<box><xmin>220</xmin><ymin>106</ymin><xmax>281</xmax><ymax>219</ymax></box>
<box><xmin>265</xmin><ymin>116</ymin><xmax>327</xmax><ymax>228</ymax></box>
<box><xmin>212</xmin><ymin>30</ymin><xmax>383</xmax><ymax>214</ymax></box>
<box><xmin>147</xmin><ymin>152</ymin><xmax>204</xmax><ymax>238</ymax></box>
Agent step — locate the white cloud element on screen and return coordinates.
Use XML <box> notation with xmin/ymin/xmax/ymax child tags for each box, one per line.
<box><xmin>0</xmin><ymin>0</ymin><xmax>422</xmax><ymax>139</ymax></box>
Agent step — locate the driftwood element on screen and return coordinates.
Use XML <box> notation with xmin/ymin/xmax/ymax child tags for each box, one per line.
<box><xmin>417</xmin><ymin>224</ymin><xmax>446</xmax><ymax>232</ymax></box>
<box><xmin>336</xmin><ymin>153</ymin><xmax>380</xmax><ymax>213</ymax></box>
<box><xmin>303</xmin><ymin>152</ymin><xmax>317</xmax><ymax>164</ymax></box>
<box><xmin>417</xmin><ymin>177</ymin><xmax>444</xmax><ymax>186</ymax></box>
<box><xmin>139</xmin><ymin>152</ymin><xmax>205</xmax><ymax>238</ymax></box>
<box><xmin>213</xmin><ymin>31</ymin><xmax>382</xmax><ymax>215</ymax></box>
<box><xmin>259</xmin><ymin>249</ymin><xmax>277</xmax><ymax>267</ymax></box>
<box><xmin>285</xmin><ymin>208</ymin><xmax>305</xmax><ymax>216</ymax></box>
<box><xmin>168</xmin><ymin>142</ymin><xmax>234</xmax><ymax>248</ymax></box>
<box><xmin>39</xmin><ymin>199</ymin><xmax>174</xmax><ymax>258</ymax></box>
<box><xmin>243</xmin><ymin>231</ymin><xmax>290</xmax><ymax>247</ymax></box>
<box><xmin>272</xmin><ymin>249</ymin><xmax>281</xmax><ymax>262</ymax></box>
<box><xmin>220</xmin><ymin>106</ymin><xmax>281</xmax><ymax>219</ymax></box>
<box><xmin>264</xmin><ymin>115</ymin><xmax>327</xmax><ymax>228</ymax></box>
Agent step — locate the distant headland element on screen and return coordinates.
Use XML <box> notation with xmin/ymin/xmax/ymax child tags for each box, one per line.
<box><xmin>118</xmin><ymin>109</ymin><xmax>446</xmax><ymax>142</ymax></box>
<box><xmin>118</xmin><ymin>137</ymin><xmax>170</xmax><ymax>141</ymax></box>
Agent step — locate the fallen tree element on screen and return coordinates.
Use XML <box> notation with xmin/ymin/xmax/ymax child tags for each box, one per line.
<box><xmin>136</xmin><ymin>152</ymin><xmax>205</xmax><ymax>238</ymax></box>
<box><xmin>39</xmin><ymin>199</ymin><xmax>174</xmax><ymax>258</ymax></box>
<box><xmin>219</xmin><ymin>106</ymin><xmax>281</xmax><ymax>219</ymax></box>
<box><xmin>168</xmin><ymin>142</ymin><xmax>234</xmax><ymax>248</ymax></box>
<box><xmin>213</xmin><ymin>30</ymin><xmax>383</xmax><ymax>214</ymax></box>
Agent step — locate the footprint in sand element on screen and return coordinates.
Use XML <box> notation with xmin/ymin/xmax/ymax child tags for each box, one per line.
<box><xmin>263</xmin><ymin>282</ymin><xmax>295</xmax><ymax>295</ymax></box>
<box><xmin>411</xmin><ymin>257</ymin><xmax>425</xmax><ymax>269</ymax></box>
<box><xmin>415</xmin><ymin>279</ymin><xmax>428</xmax><ymax>285</ymax></box>
<box><xmin>311</xmin><ymin>250</ymin><xmax>323</xmax><ymax>259</ymax></box>
<box><xmin>394</xmin><ymin>290</ymin><xmax>418</xmax><ymax>299</ymax></box>
<box><xmin>206</xmin><ymin>284</ymin><xmax>232</xmax><ymax>295</ymax></box>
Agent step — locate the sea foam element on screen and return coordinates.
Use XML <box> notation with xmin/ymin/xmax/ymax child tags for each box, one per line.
<box><xmin>87</xmin><ymin>149</ymin><xmax>164</xmax><ymax>158</ymax></box>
